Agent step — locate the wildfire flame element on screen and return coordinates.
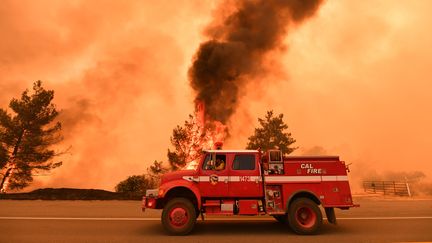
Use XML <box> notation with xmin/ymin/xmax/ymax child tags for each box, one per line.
<box><xmin>183</xmin><ymin>101</ymin><xmax>227</xmax><ymax>170</ymax></box>
<box><xmin>196</xmin><ymin>100</ymin><xmax>227</xmax><ymax>150</ymax></box>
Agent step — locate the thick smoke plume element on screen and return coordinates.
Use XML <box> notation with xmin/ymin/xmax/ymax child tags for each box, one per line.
<box><xmin>189</xmin><ymin>0</ymin><xmax>323</xmax><ymax>124</ymax></box>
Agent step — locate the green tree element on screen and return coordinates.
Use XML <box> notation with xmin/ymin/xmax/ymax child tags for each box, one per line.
<box><xmin>115</xmin><ymin>175</ymin><xmax>156</xmax><ymax>197</ymax></box>
<box><xmin>167</xmin><ymin>114</ymin><xmax>204</xmax><ymax>170</ymax></box>
<box><xmin>246</xmin><ymin>110</ymin><xmax>297</xmax><ymax>155</ymax></box>
<box><xmin>0</xmin><ymin>81</ymin><xmax>63</xmax><ymax>192</ymax></box>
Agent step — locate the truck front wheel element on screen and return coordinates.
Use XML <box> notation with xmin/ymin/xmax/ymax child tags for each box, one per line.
<box><xmin>161</xmin><ymin>198</ymin><xmax>197</xmax><ymax>235</ymax></box>
<box><xmin>288</xmin><ymin>198</ymin><xmax>322</xmax><ymax>235</ymax></box>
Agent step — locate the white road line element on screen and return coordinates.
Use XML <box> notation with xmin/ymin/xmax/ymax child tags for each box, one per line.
<box><xmin>0</xmin><ymin>216</ymin><xmax>432</xmax><ymax>221</ymax></box>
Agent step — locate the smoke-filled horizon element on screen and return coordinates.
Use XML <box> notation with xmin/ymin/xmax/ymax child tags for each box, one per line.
<box><xmin>1</xmin><ymin>1</ymin><xmax>432</xmax><ymax>192</ymax></box>
<box><xmin>189</xmin><ymin>0</ymin><xmax>322</xmax><ymax>124</ymax></box>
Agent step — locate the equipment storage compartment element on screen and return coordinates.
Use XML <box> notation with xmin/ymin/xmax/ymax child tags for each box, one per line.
<box><xmin>265</xmin><ymin>185</ymin><xmax>284</xmax><ymax>213</ymax></box>
<box><xmin>238</xmin><ymin>200</ymin><xmax>259</xmax><ymax>215</ymax></box>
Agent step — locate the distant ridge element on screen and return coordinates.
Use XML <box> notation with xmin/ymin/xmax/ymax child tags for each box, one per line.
<box><xmin>0</xmin><ymin>188</ymin><xmax>141</xmax><ymax>200</ymax></box>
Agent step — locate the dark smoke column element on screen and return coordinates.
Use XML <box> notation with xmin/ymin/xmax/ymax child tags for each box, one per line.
<box><xmin>189</xmin><ymin>0</ymin><xmax>322</xmax><ymax>125</ymax></box>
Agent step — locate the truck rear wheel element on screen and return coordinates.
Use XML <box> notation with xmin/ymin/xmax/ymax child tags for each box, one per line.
<box><xmin>161</xmin><ymin>198</ymin><xmax>196</xmax><ymax>235</ymax></box>
<box><xmin>288</xmin><ymin>198</ymin><xmax>322</xmax><ymax>235</ymax></box>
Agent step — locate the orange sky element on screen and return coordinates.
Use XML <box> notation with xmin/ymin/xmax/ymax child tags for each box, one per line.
<box><xmin>1</xmin><ymin>1</ymin><xmax>431</xmax><ymax>192</ymax></box>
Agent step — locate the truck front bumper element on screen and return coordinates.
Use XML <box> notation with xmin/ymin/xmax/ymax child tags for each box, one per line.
<box><xmin>142</xmin><ymin>196</ymin><xmax>158</xmax><ymax>212</ymax></box>
<box><xmin>142</xmin><ymin>189</ymin><xmax>159</xmax><ymax>212</ymax></box>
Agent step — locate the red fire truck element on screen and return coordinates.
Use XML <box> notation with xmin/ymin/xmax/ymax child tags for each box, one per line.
<box><xmin>142</xmin><ymin>149</ymin><xmax>357</xmax><ymax>235</ymax></box>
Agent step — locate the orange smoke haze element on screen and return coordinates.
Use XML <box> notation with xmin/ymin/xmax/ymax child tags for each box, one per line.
<box><xmin>1</xmin><ymin>1</ymin><xmax>431</xmax><ymax>191</ymax></box>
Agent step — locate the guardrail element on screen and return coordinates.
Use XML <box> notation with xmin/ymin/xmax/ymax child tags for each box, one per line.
<box><xmin>363</xmin><ymin>181</ymin><xmax>411</xmax><ymax>196</ymax></box>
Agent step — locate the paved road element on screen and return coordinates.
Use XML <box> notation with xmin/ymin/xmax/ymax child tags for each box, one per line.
<box><xmin>1</xmin><ymin>196</ymin><xmax>431</xmax><ymax>243</ymax></box>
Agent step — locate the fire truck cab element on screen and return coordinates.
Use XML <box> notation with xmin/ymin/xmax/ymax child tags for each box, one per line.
<box><xmin>142</xmin><ymin>149</ymin><xmax>357</xmax><ymax>235</ymax></box>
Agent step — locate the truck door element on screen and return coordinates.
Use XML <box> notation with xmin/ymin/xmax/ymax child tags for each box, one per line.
<box><xmin>198</xmin><ymin>153</ymin><xmax>229</xmax><ymax>197</ymax></box>
<box><xmin>228</xmin><ymin>153</ymin><xmax>263</xmax><ymax>197</ymax></box>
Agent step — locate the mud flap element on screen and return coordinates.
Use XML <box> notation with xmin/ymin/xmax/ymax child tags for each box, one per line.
<box><xmin>325</xmin><ymin>207</ymin><xmax>337</xmax><ymax>225</ymax></box>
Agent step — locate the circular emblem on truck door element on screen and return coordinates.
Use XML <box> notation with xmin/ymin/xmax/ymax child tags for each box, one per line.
<box><xmin>210</xmin><ymin>174</ymin><xmax>219</xmax><ymax>185</ymax></box>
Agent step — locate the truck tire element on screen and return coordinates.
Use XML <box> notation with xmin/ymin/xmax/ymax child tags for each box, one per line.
<box><xmin>273</xmin><ymin>214</ymin><xmax>288</xmax><ymax>224</ymax></box>
<box><xmin>161</xmin><ymin>197</ymin><xmax>197</xmax><ymax>235</ymax></box>
<box><xmin>288</xmin><ymin>198</ymin><xmax>322</xmax><ymax>235</ymax></box>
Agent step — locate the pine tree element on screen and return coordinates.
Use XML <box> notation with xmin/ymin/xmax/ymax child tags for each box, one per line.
<box><xmin>167</xmin><ymin>114</ymin><xmax>204</xmax><ymax>170</ymax></box>
<box><xmin>246</xmin><ymin>110</ymin><xmax>297</xmax><ymax>155</ymax></box>
<box><xmin>0</xmin><ymin>81</ymin><xmax>63</xmax><ymax>192</ymax></box>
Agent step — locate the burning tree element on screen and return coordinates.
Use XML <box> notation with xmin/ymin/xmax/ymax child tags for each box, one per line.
<box><xmin>167</xmin><ymin>103</ymin><xmax>226</xmax><ymax>171</ymax></box>
<box><xmin>0</xmin><ymin>81</ymin><xmax>63</xmax><ymax>192</ymax></box>
<box><xmin>246</xmin><ymin>110</ymin><xmax>297</xmax><ymax>155</ymax></box>
<box><xmin>167</xmin><ymin>114</ymin><xmax>203</xmax><ymax>170</ymax></box>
